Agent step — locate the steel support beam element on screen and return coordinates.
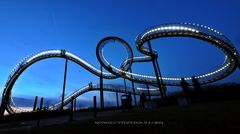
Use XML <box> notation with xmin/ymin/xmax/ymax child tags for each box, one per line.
<box><xmin>124</xmin><ymin>78</ymin><xmax>127</xmax><ymax>93</ymax></box>
<box><xmin>146</xmin><ymin>84</ymin><xmax>151</xmax><ymax>100</ymax></box>
<box><xmin>61</xmin><ymin>59</ymin><xmax>68</xmax><ymax>111</ymax></box>
<box><xmin>116</xmin><ymin>92</ymin><xmax>119</xmax><ymax>108</ymax></box>
<box><xmin>70</xmin><ymin>97</ymin><xmax>74</xmax><ymax>121</ymax></box>
<box><xmin>37</xmin><ymin>97</ymin><xmax>44</xmax><ymax>126</ymax></box>
<box><xmin>130</xmin><ymin>67</ymin><xmax>137</xmax><ymax>106</ymax></box>
<box><xmin>33</xmin><ymin>96</ymin><xmax>38</xmax><ymax>111</ymax></box>
<box><xmin>156</xmin><ymin>59</ymin><xmax>167</xmax><ymax>97</ymax></box>
<box><xmin>147</xmin><ymin>41</ymin><xmax>164</xmax><ymax>98</ymax></box>
<box><xmin>93</xmin><ymin>96</ymin><xmax>97</xmax><ymax>118</ymax></box>
<box><xmin>74</xmin><ymin>98</ymin><xmax>76</xmax><ymax>111</ymax></box>
<box><xmin>100</xmin><ymin>65</ymin><xmax>104</xmax><ymax>110</ymax></box>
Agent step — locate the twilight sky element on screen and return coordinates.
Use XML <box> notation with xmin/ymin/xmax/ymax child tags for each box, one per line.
<box><xmin>0</xmin><ymin>0</ymin><xmax>239</xmax><ymax>105</ymax></box>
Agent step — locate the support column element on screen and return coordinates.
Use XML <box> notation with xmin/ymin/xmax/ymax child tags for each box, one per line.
<box><xmin>130</xmin><ymin>67</ymin><xmax>137</xmax><ymax>106</ymax></box>
<box><xmin>116</xmin><ymin>92</ymin><xmax>119</xmax><ymax>108</ymax></box>
<box><xmin>100</xmin><ymin>65</ymin><xmax>104</xmax><ymax>110</ymax></box>
<box><xmin>61</xmin><ymin>59</ymin><xmax>68</xmax><ymax>111</ymax></box>
<box><xmin>33</xmin><ymin>96</ymin><xmax>38</xmax><ymax>111</ymax></box>
<box><xmin>37</xmin><ymin>97</ymin><xmax>44</xmax><ymax>126</ymax></box>
<box><xmin>124</xmin><ymin>78</ymin><xmax>127</xmax><ymax>93</ymax></box>
<box><xmin>156</xmin><ymin>59</ymin><xmax>167</xmax><ymax>97</ymax></box>
<box><xmin>0</xmin><ymin>97</ymin><xmax>7</xmax><ymax>117</ymax></box>
<box><xmin>74</xmin><ymin>98</ymin><xmax>77</xmax><ymax>111</ymax></box>
<box><xmin>146</xmin><ymin>84</ymin><xmax>151</xmax><ymax>100</ymax></box>
<box><xmin>147</xmin><ymin>41</ymin><xmax>164</xmax><ymax>98</ymax></box>
<box><xmin>93</xmin><ymin>96</ymin><xmax>97</xmax><ymax>118</ymax></box>
<box><xmin>70</xmin><ymin>97</ymin><xmax>74</xmax><ymax>121</ymax></box>
<box><xmin>39</xmin><ymin>97</ymin><xmax>43</xmax><ymax>112</ymax></box>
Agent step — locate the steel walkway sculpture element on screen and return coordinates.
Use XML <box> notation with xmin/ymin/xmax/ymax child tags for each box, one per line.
<box><xmin>1</xmin><ymin>22</ymin><xmax>239</xmax><ymax>116</ymax></box>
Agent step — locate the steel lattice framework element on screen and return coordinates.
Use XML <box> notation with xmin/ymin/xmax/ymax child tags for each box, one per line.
<box><xmin>0</xmin><ymin>22</ymin><xmax>239</xmax><ymax>115</ymax></box>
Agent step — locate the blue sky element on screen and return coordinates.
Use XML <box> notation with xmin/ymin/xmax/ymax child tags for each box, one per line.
<box><xmin>0</xmin><ymin>0</ymin><xmax>239</xmax><ymax>106</ymax></box>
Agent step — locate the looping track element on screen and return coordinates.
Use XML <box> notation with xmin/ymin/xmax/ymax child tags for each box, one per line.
<box><xmin>1</xmin><ymin>22</ymin><xmax>239</xmax><ymax>115</ymax></box>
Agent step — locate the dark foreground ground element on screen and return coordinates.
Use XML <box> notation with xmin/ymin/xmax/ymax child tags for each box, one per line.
<box><xmin>3</xmin><ymin>100</ymin><xmax>240</xmax><ymax>134</ymax></box>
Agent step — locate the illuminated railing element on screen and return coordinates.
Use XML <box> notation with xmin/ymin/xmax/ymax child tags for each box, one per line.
<box><xmin>47</xmin><ymin>84</ymin><xmax>159</xmax><ymax>110</ymax></box>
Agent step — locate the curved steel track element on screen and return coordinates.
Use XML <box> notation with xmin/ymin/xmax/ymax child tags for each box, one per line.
<box><xmin>1</xmin><ymin>22</ymin><xmax>239</xmax><ymax>115</ymax></box>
